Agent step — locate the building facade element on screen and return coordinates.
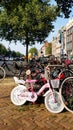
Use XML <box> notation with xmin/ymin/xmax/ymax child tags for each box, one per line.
<box><xmin>66</xmin><ymin>18</ymin><xmax>73</xmax><ymax>57</ymax></box>
<box><xmin>52</xmin><ymin>18</ymin><xmax>73</xmax><ymax>58</ymax></box>
<box><xmin>38</xmin><ymin>41</ymin><xmax>51</xmax><ymax>57</ymax></box>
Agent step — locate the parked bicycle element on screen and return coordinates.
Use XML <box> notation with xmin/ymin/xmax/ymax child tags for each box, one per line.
<box><xmin>45</xmin><ymin>64</ymin><xmax>73</xmax><ymax>113</ymax></box>
<box><xmin>1</xmin><ymin>59</ymin><xmax>20</xmax><ymax>76</ymax></box>
<box><xmin>10</xmin><ymin>69</ymin><xmax>64</xmax><ymax>114</ymax></box>
<box><xmin>0</xmin><ymin>66</ymin><xmax>6</xmax><ymax>82</ymax></box>
<box><xmin>17</xmin><ymin>59</ymin><xmax>45</xmax><ymax>80</ymax></box>
<box><xmin>59</xmin><ymin>76</ymin><xmax>73</xmax><ymax>113</ymax></box>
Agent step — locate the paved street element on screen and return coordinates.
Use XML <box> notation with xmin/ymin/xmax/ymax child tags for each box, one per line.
<box><xmin>0</xmin><ymin>77</ymin><xmax>73</xmax><ymax>130</ymax></box>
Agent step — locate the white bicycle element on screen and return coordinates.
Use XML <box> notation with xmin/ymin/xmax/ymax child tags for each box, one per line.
<box><xmin>10</xmin><ymin>70</ymin><xmax>64</xmax><ymax>114</ymax></box>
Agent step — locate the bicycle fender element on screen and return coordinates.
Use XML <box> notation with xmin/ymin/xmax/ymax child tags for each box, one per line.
<box><xmin>17</xmin><ymin>84</ymin><xmax>27</xmax><ymax>90</ymax></box>
<box><xmin>43</xmin><ymin>90</ymin><xmax>50</xmax><ymax>97</ymax></box>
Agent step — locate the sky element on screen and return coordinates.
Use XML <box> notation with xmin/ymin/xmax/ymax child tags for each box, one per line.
<box><xmin>0</xmin><ymin>5</ymin><xmax>73</xmax><ymax>55</ymax></box>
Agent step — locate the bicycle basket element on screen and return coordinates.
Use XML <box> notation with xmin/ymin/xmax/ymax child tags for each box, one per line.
<box><xmin>50</xmin><ymin>79</ymin><xmax>59</xmax><ymax>88</ymax></box>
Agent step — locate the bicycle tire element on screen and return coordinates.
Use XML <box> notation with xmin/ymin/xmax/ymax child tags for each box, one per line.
<box><xmin>60</xmin><ymin>76</ymin><xmax>73</xmax><ymax>113</ymax></box>
<box><xmin>10</xmin><ymin>85</ymin><xmax>27</xmax><ymax>106</ymax></box>
<box><xmin>0</xmin><ymin>66</ymin><xmax>6</xmax><ymax>82</ymax></box>
<box><xmin>44</xmin><ymin>91</ymin><xmax>64</xmax><ymax>113</ymax></box>
<box><xmin>58</xmin><ymin>69</ymin><xmax>73</xmax><ymax>84</ymax></box>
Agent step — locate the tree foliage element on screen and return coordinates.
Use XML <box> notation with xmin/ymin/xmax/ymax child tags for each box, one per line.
<box><xmin>45</xmin><ymin>43</ymin><xmax>52</xmax><ymax>55</ymax></box>
<box><xmin>0</xmin><ymin>43</ymin><xmax>23</xmax><ymax>57</ymax></box>
<box><xmin>55</xmin><ymin>0</ymin><xmax>73</xmax><ymax>18</ymax></box>
<box><xmin>0</xmin><ymin>0</ymin><xmax>59</xmax><ymax>61</ymax></box>
<box><xmin>28</xmin><ymin>47</ymin><xmax>38</xmax><ymax>56</ymax></box>
<box><xmin>0</xmin><ymin>43</ymin><xmax>7</xmax><ymax>55</ymax></box>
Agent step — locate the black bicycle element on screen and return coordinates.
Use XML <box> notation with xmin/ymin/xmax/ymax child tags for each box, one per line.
<box><xmin>1</xmin><ymin>60</ymin><xmax>20</xmax><ymax>76</ymax></box>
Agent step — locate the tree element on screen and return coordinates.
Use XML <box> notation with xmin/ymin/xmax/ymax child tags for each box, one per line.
<box><xmin>0</xmin><ymin>43</ymin><xmax>7</xmax><ymax>55</ymax></box>
<box><xmin>0</xmin><ymin>0</ymin><xmax>59</xmax><ymax>61</ymax></box>
<box><xmin>28</xmin><ymin>47</ymin><xmax>38</xmax><ymax>56</ymax></box>
<box><xmin>45</xmin><ymin>43</ymin><xmax>52</xmax><ymax>55</ymax></box>
<box><xmin>0</xmin><ymin>43</ymin><xmax>23</xmax><ymax>57</ymax></box>
<box><xmin>55</xmin><ymin>0</ymin><xmax>73</xmax><ymax>18</ymax></box>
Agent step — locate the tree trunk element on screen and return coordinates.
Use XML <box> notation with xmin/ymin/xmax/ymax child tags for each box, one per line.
<box><xmin>25</xmin><ymin>37</ymin><xmax>29</xmax><ymax>62</ymax></box>
<box><xmin>26</xmin><ymin>44</ymin><xmax>28</xmax><ymax>62</ymax></box>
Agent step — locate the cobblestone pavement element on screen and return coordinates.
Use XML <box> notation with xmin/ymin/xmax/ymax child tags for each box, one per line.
<box><xmin>0</xmin><ymin>78</ymin><xmax>73</xmax><ymax>130</ymax></box>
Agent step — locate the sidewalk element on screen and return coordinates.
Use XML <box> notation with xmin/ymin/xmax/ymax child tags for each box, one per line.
<box><xmin>0</xmin><ymin>78</ymin><xmax>73</xmax><ymax>130</ymax></box>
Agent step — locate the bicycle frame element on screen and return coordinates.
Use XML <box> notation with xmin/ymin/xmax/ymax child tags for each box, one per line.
<box><xmin>1</xmin><ymin>60</ymin><xmax>10</xmax><ymax>71</ymax></box>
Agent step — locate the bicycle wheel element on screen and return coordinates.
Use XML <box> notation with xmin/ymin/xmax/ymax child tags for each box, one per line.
<box><xmin>60</xmin><ymin>77</ymin><xmax>73</xmax><ymax>113</ymax></box>
<box><xmin>10</xmin><ymin>85</ymin><xmax>27</xmax><ymax>106</ymax></box>
<box><xmin>44</xmin><ymin>91</ymin><xmax>64</xmax><ymax>113</ymax></box>
<box><xmin>0</xmin><ymin>66</ymin><xmax>6</xmax><ymax>82</ymax></box>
